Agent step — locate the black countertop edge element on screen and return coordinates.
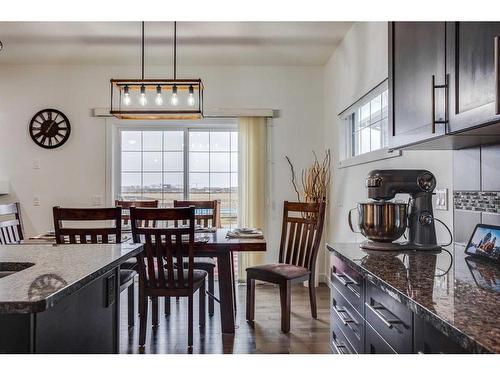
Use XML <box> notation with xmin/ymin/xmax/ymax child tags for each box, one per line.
<box><xmin>0</xmin><ymin>244</ymin><xmax>143</xmax><ymax>314</ymax></box>
<box><xmin>326</xmin><ymin>243</ymin><xmax>492</xmax><ymax>354</ymax></box>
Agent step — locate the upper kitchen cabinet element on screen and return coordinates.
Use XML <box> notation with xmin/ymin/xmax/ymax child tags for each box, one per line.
<box><xmin>447</xmin><ymin>22</ymin><xmax>500</xmax><ymax>133</ymax></box>
<box><xmin>389</xmin><ymin>22</ymin><xmax>447</xmax><ymax>149</ymax></box>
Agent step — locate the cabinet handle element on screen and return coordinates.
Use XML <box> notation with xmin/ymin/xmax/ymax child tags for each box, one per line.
<box><xmin>495</xmin><ymin>36</ymin><xmax>500</xmax><ymax>115</ymax></box>
<box><xmin>332</xmin><ymin>338</ymin><xmax>351</xmax><ymax>354</ymax></box>
<box><xmin>365</xmin><ymin>302</ymin><xmax>403</xmax><ymax>329</ymax></box>
<box><xmin>332</xmin><ymin>271</ymin><xmax>361</xmax><ymax>298</ymax></box>
<box><xmin>332</xmin><ymin>300</ymin><xmax>358</xmax><ymax>326</ymax></box>
<box><xmin>431</xmin><ymin>75</ymin><xmax>449</xmax><ymax>133</ymax></box>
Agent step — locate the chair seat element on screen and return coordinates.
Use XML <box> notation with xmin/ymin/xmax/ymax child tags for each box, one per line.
<box><xmin>120</xmin><ymin>269</ymin><xmax>137</xmax><ymax>285</ymax></box>
<box><xmin>183</xmin><ymin>257</ymin><xmax>216</xmax><ymax>268</ymax></box>
<box><xmin>154</xmin><ymin>269</ymin><xmax>208</xmax><ymax>287</ymax></box>
<box><xmin>246</xmin><ymin>263</ymin><xmax>310</xmax><ymax>281</ymax></box>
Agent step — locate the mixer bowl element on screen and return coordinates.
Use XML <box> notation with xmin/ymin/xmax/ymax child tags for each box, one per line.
<box><xmin>349</xmin><ymin>201</ymin><xmax>408</xmax><ymax>242</ymax></box>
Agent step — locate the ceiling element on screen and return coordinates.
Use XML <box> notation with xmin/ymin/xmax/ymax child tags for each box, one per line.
<box><xmin>0</xmin><ymin>22</ymin><xmax>353</xmax><ymax>66</ymax></box>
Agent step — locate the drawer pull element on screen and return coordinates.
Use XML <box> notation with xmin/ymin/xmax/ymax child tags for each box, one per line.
<box><xmin>365</xmin><ymin>302</ymin><xmax>403</xmax><ymax>329</ymax></box>
<box><xmin>332</xmin><ymin>337</ymin><xmax>351</xmax><ymax>354</ymax></box>
<box><xmin>332</xmin><ymin>270</ymin><xmax>359</xmax><ymax>286</ymax></box>
<box><xmin>332</xmin><ymin>301</ymin><xmax>358</xmax><ymax>326</ymax></box>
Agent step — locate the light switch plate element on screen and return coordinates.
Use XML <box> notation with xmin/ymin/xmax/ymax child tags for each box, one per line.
<box><xmin>435</xmin><ymin>188</ymin><xmax>448</xmax><ymax>211</ymax></box>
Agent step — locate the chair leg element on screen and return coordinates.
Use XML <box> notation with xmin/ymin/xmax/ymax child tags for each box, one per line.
<box><xmin>279</xmin><ymin>281</ymin><xmax>291</xmax><ymax>333</ymax></box>
<box><xmin>208</xmin><ymin>268</ymin><xmax>215</xmax><ymax>317</ymax></box>
<box><xmin>231</xmin><ymin>252</ymin><xmax>237</xmax><ymax>313</ymax></box>
<box><xmin>152</xmin><ymin>297</ymin><xmax>158</xmax><ymax>326</ymax></box>
<box><xmin>246</xmin><ymin>276</ymin><xmax>255</xmax><ymax>322</ymax></box>
<box><xmin>164</xmin><ymin>297</ymin><xmax>171</xmax><ymax>316</ymax></box>
<box><xmin>139</xmin><ymin>289</ymin><xmax>148</xmax><ymax>347</ymax></box>
<box><xmin>199</xmin><ymin>282</ymin><xmax>206</xmax><ymax>327</ymax></box>
<box><xmin>309</xmin><ymin>276</ymin><xmax>317</xmax><ymax>319</ymax></box>
<box><xmin>127</xmin><ymin>283</ymin><xmax>135</xmax><ymax>326</ymax></box>
<box><xmin>188</xmin><ymin>294</ymin><xmax>194</xmax><ymax>351</ymax></box>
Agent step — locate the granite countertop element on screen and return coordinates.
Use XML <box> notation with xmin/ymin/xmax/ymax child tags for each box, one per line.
<box><xmin>0</xmin><ymin>243</ymin><xmax>143</xmax><ymax>314</ymax></box>
<box><xmin>327</xmin><ymin>243</ymin><xmax>500</xmax><ymax>354</ymax></box>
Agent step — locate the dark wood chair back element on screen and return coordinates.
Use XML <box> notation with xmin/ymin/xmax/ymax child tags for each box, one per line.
<box><xmin>278</xmin><ymin>201</ymin><xmax>326</xmax><ymax>271</ymax></box>
<box><xmin>53</xmin><ymin>207</ymin><xmax>122</xmax><ymax>244</ymax></box>
<box><xmin>130</xmin><ymin>206</ymin><xmax>196</xmax><ymax>293</ymax></box>
<box><xmin>173</xmin><ymin>200</ymin><xmax>221</xmax><ymax>228</ymax></box>
<box><xmin>0</xmin><ymin>202</ymin><xmax>24</xmax><ymax>244</ymax></box>
<box><xmin>115</xmin><ymin>199</ymin><xmax>159</xmax><ymax>226</ymax></box>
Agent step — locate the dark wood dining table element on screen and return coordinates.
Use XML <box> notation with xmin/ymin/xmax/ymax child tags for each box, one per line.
<box><xmin>191</xmin><ymin>229</ymin><xmax>266</xmax><ymax>333</ymax></box>
<box><xmin>25</xmin><ymin>228</ymin><xmax>266</xmax><ymax>334</ymax></box>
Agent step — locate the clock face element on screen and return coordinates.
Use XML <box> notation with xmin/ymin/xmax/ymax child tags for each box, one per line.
<box><xmin>29</xmin><ymin>109</ymin><xmax>71</xmax><ymax>149</ymax></box>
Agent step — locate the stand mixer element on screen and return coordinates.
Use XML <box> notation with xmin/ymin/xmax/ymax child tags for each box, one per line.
<box><xmin>349</xmin><ymin>169</ymin><xmax>449</xmax><ymax>251</ymax></box>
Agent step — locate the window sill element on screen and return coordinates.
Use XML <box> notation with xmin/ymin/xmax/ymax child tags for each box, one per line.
<box><xmin>338</xmin><ymin>148</ymin><xmax>402</xmax><ymax>169</ymax></box>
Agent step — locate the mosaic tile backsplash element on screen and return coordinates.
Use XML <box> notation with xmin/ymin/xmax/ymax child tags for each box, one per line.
<box><xmin>454</xmin><ymin>191</ymin><xmax>500</xmax><ymax>213</ymax></box>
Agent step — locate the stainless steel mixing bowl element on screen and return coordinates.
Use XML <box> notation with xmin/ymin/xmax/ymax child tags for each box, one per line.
<box><xmin>348</xmin><ymin>201</ymin><xmax>408</xmax><ymax>242</ymax></box>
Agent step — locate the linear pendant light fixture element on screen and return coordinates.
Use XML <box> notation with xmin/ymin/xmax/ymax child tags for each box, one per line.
<box><xmin>110</xmin><ymin>21</ymin><xmax>204</xmax><ymax>120</ymax></box>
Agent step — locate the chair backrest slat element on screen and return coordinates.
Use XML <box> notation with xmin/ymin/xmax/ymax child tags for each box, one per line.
<box><xmin>173</xmin><ymin>200</ymin><xmax>221</xmax><ymax>228</ymax></box>
<box><xmin>0</xmin><ymin>203</ymin><xmax>24</xmax><ymax>245</ymax></box>
<box><xmin>52</xmin><ymin>207</ymin><xmax>122</xmax><ymax>244</ymax></box>
<box><xmin>130</xmin><ymin>207</ymin><xmax>195</xmax><ymax>293</ymax></box>
<box><xmin>278</xmin><ymin>201</ymin><xmax>326</xmax><ymax>271</ymax></box>
<box><xmin>115</xmin><ymin>200</ymin><xmax>159</xmax><ymax>226</ymax></box>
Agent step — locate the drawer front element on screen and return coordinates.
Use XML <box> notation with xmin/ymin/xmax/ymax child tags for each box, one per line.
<box><xmin>330</xmin><ymin>319</ymin><xmax>357</xmax><ymax>354</ymax></box>
<box><xmin>331</xmin><ymin>284</ymin><xmax>363</xmax><ymax>353</ymax></box>
<box><xmin>365</xmin><ymin>281</ymin><xmax>413</xmax><ymax>353</ymax></box>
<box><xmin>330</xmin><ymin>254</ymin><xmax>363</xmax><ymax>314</ymax></box>
<box><xmin>365</xmin><ymin>322</ymin><xmax>397</xmax><ymax>354</ymax></box>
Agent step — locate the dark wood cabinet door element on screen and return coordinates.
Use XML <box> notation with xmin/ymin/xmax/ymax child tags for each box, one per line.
<box><xmin>389</xmin><ymin>22</ymin><xmax>446</xmax><ymax>149</ymax></box>
<box><xmin>447</xmin><ymin>22</ymin><xmax>500</xmax><ymax>132</ymax></box>
<box><xmin>365</xmin><ymin>323</ymin><xmax>397</xmax><ymax>354</ymax></box>
<box><xmin>414</xmin><ymin>316</ymin><xmax>467</xmax><ymax>354</ymax></box>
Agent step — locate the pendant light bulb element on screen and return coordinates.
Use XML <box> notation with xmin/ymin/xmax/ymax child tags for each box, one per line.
<box><xmin>170</xmin><ymin>85</ymin><xmax>179</xmax><ymax>106</ymax></box>
<box><xmin>155</xmin><ymin>85</ymin><xmax>163</xmax><ymax>106</ymax></box>
<box><xmin>123</xmin><ymin>85</ymin><xmax>131</xmax><ymax>106</ymax></box>
<box><xmin>187</xmin><ymin>85</ymin><xmax>195</xmax><ymax>106</ymax></box>
<box><xmin>139</xmin><ymin>85</ymin><xmax>147</xmax><ymax>106</ymax></box>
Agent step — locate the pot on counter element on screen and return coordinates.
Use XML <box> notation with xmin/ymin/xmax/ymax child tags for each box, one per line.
<box><xmin>348</xmin><ymin>201</ymin><xmax>408</xmax><ymax>242</ymax></box>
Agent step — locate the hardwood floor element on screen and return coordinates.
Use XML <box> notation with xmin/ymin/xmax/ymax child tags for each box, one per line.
<box><xmin>120</xmin><ymin>282</ymin><xmax>331</xmax><ymax>354</ymax></box>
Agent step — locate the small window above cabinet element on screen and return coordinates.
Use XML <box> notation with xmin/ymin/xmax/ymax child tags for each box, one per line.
<box><xmin>338</xmin><ymin>80</ymin><xmax>401</xmax><ymax>168</ymax></box>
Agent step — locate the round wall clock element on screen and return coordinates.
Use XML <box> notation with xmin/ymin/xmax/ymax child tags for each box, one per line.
<box><xmin>29</xmin><ymin>109</ymin><xmax>71</xmax><ymax>149</ymax></box>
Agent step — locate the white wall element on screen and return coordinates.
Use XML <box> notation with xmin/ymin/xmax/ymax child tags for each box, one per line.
<box><xmin>0</xmin><ymin>64</ymin><xmax>324</xmax><ymax>263</ymax></box>
<box><xmin>321</xmin><ymin>22</ymin><xmax>454</xmax><ymax>277</ymax></box>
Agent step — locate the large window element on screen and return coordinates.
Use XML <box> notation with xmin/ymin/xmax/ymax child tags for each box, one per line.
<box><xmin>119</xmin><ymin>128</ymin><xmax>238</xmax><ymax>228</ymax></box>
<box><xmin>340</xmin><ymin>80</ymin><xmax>389</xmax><ymax>160</ymax></box>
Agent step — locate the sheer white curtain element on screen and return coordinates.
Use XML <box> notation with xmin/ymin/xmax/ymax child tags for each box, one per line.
<box><xmin>237</xmin><ymin>117</ymin><xmax>267</xmax><ymax>281</ymax></box>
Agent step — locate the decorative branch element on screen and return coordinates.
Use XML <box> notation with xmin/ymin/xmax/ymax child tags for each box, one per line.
<box><xmin>285</xmin><ymin>155</ymin><xmax>301</xmax><ymax>202</ymax></box>
<box><xmin>285</xmin><ymin>149</ymin><xmax>332</xmax><ymax>204</ymax></box>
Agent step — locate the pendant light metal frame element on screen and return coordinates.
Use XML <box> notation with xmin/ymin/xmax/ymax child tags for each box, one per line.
<box><xmin>110</xmin><ymin>21</ymin><xmax>204</xmax><ymax>120</ymax></box>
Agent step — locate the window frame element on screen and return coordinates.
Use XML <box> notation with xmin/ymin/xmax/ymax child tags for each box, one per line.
<box><xmin>110</xmin><ymin>120</ymin><xmax>238</xmax><ymax>224</ymax></box>
<box><xmin>337</xmin><ymin>80</ymin><xmax>401</xmax><ymax>168</ymax></box>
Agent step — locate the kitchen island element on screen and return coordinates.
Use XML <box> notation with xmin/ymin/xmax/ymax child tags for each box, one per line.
<box><xmin>327</xmin><ymin>243</ymin><xmax>500</xmax><ymax>354</ymax></box>
<box><xmin>0</xmin><ymin>243</ymin><xmax>143</xmax><ymax>354</ymax></box>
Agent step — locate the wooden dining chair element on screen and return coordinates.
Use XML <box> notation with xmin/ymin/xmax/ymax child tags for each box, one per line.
<box><xmin>52</xmin><ymin>206</ymin><xmax>137</xmax><ymax>326</ymax></box>
<box><xmin>130</xmin><ymin>206</ymin><xmax>207</xmax><ymax>351</ymax></box>
<box><xmin>171</xmin><ymin>200</ymin><xmax>221</xmax><ymax>317</ymax></box>
<box><xmin>115</xmin><ymin>200</ymin><xmax>159</xmax><ymax>272</ymax></box>
<box><xmin>115</xmin><ymin>199</ymin><xmax>159</xmax><ymax>225</ymax></box>
<box><xmin>0</xmin><ymin>202</ymin><xmax>24</xmax><ymax>244</ymax></box>
<box><xmin>246</xmin><ymin>201</ymin><xmax>326</xmax><ymax>333</ymax></box>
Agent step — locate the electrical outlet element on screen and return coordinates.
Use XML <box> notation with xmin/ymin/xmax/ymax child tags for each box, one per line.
<box><xmin>435</xmin><ymin>188</ymin><xmax>448</xmax><ymax>211</ymax></box>
<box><xmin>33</xmin><ymin>159</ymin><xmax>40</xmax><ymax>169</ymax></box>
<box><xmin>33</xmin><ymin>196</ymin><xmax>40</xmax><ymax>206</ymax></box>
<box><xmin>91</xmin><ymin>195</ymin><xmax>102</xmax><ymax>206</ymax></box>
